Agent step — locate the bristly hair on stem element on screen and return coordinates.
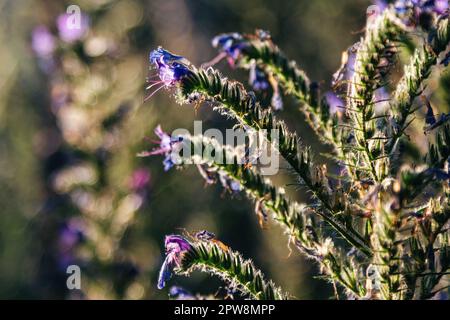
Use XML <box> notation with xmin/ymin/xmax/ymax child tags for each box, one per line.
<box><xmin>178</xmin><ymin>240</ymin><xmax>289</xmax><ymax>300</ymax></box>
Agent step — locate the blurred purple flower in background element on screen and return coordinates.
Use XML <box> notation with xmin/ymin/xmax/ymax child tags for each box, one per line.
<box><xmin>157</xmin><ymin>235</ymin><xmax>192</xmax><ymax>289</ymax></box>
<box><xmin>435</xmin><ymin>0</ymin><xmax>449</xmax><ymax>13</ymax></box>
<box><xmin>129</xmin><ymin>168</ymin><xmax>151</xmax><ymax>192</ymax></box>
<box><xmin>31</xmin><ymin>26</ymin><xmax>55</xmax><ymax>57</ymax></box>
<box><xmin>56</xmin><ymin>13</ymin><xmax>89</xmax><ymax>43</ymax></box>
<box><xmin>57</xmin><ymin>218</ymin><xmax>85</xmax><ymax>270</ymax></box>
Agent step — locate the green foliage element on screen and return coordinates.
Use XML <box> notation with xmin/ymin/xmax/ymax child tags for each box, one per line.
<box><xmin>152</xmin><ymin>4</ymin><xmax>450</xmax><ymax>300</ymax></box>
<box><xmin>178</xmin><ymin>241</ymin><xmax>289</xmax><ymax>300</ymax></box>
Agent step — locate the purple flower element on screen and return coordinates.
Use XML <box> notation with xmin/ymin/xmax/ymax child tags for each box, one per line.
<box><xmin>31</xmin><ymin>26</ymin><xmax>56</xmax><ymax>57</ymax></box>
<box><xmin>212</xmin><ymin>33</ymin><xmax>249</xmax><ymax>66</ymax></box>
<box><xmin>138</xmin><ymin>125</ymin><xmax>183</xmax><ymax>171</ymax></box>
<box><xmin>249</xmin><ymin>63</ymin><xmax>269</xmax><ymax>91</ymax></box>
<box><xmin>56</xmin><ymin>13</ymin><xmax>89</xmax><ymax>43</ymax></box>
<box><xmin>157</xmin><ymin>235</ymin><xmax>192</xmax><ymax>289</ymax></box>
<box><xmin>149</xmin><ymin>47</ymin><xmax>192</xmax><ymax>87</ymax></box>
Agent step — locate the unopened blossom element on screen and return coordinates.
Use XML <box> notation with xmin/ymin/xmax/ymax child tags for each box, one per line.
<box><xmin>249</xmin><ymin>63</ymin><xmax>269</xmax><ymax>91</ymax></box>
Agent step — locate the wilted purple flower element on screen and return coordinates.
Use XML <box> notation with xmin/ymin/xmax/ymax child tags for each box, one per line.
<box><xmin>149</xmin><ymin>47</ymin><xmax>192</xmax><ymax>87</ymax></box>
<box><xmin>212</xmin><ymin>33</ymin><xmax>249</xmax><ymax>66</ymax></box>
<box><xmin>249</xmin><ymin>63</ymin><xmax>269</xmax><ymax>91</ymax></box>
<box><xmin>31</xmin><ymin>26</ymin><xmax>56</xmax><ymax>57</ymax></box>
<box><xmin>138</xmin><ymin>125</ymin><xmax>183</xmax><ymax>171</ymax></box>
<box><xmin>56</xmin><ymin>13</ymin><xmax>89</xmax><ymax>43</ymax></box>
<box><xmin>157</xmin><ymin>235</ymin><xmax>192</xmax><ymax>289</ymax></box>
<box><xmin>129</xmin><ymin>168</ymin><xmax>151</xmax><ymax>191</ymax></box>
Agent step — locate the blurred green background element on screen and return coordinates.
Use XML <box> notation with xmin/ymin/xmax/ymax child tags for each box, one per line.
<box><xmin>0</xmin><ymin>0</ymin><xmax>374</xmax><ymax>299</ymax></box>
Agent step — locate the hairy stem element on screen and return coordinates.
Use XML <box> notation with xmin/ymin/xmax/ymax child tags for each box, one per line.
<box><xmin>348</xmin><ymin>9</ymin><xmax>406</xmax><ymax>181</ymax></box>
<box><xmin>179</xmin><ymin>241</ymin><xmax>289</xmax><ymax>300</ymax></box>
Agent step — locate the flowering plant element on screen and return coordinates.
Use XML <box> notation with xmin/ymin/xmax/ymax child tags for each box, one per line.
<box><xmin>146</xmin><ymin>1</ymin><xmax>450</xmax><ymax>300</ymax></box>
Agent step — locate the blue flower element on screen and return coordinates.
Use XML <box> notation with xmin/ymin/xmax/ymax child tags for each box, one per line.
<box><xmin>212</xmin><ymin>33</ymin><xmax>249</xmax><ymax>66</ymax></box>
<box><xmin>157</xmin><ymin>235</ymin><xmax>192</xmax><ymax>289</ymax></box>
<box><xmin>249</xmin><ymin>63</ymin><xmax>270</xmax><ymax>91</ymax></box>
<box><xmin>149</xmin><ymin>47</ymin><xmax>192</xmax><ymax>87</ymax></box>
